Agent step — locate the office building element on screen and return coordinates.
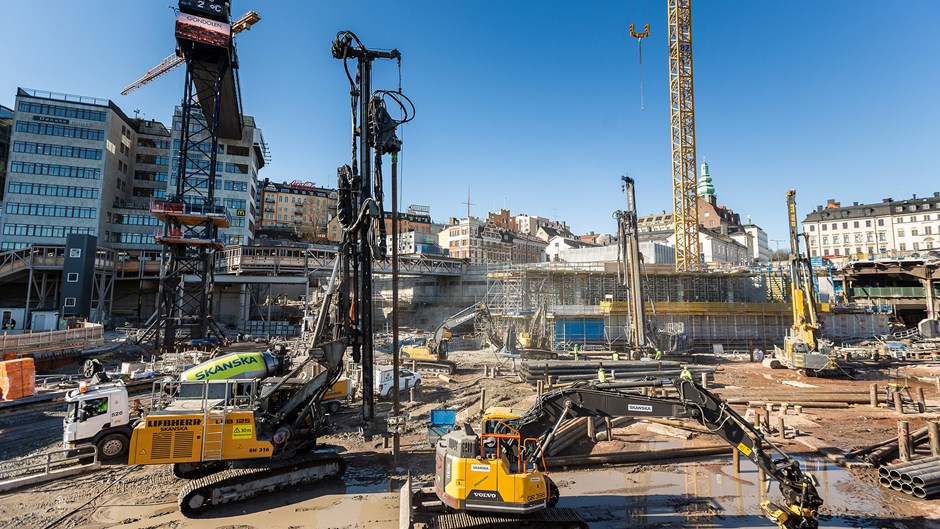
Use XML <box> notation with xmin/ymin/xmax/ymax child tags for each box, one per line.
<box><xmin>2</xmin><ymin>88</ymin><xmax>136</xmax><ymax>250</ymax></box>
<box><xmin>169</xmin><ymin>108</ymin><xmax>266</xmax><ymax>246</ymax></box>
<box><xmin>0</xmin><ymin>104</ymin><xmax>12</xmax><ymax>201</ymax></box>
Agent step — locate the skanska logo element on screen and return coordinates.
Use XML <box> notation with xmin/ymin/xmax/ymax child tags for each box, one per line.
<box><xmin>194</xmin><ymin>356</ymin><xmax>259</xmax><ymax>380</ymax></box>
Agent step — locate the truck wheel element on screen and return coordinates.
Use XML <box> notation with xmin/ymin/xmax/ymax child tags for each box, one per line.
<box><xmin>328</xmin><ymin>401</ymin><xmax>341</xmax><ymax>414</ymax></box>
<box><xmin>97</xmin><ymin>433</ymin><xmax>129</xmax><ymax>460</ymax></box>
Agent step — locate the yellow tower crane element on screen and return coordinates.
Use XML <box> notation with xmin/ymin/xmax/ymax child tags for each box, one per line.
<box><xmin>668</xmin><ymin>0</ymin><xmax>702</xmax><ymax>272</ymax></box>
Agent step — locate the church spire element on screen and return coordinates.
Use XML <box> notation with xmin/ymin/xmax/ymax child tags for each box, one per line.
<box><xmin>697</xmin><ymin>160</ymin><xmax>715</xmax><ymax>200</ymax></box>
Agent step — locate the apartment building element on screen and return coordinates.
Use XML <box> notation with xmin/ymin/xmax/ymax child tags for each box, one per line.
<box><xmin>803</xmin><ymin>194</ymin><xmax>940</xmax><ymax>258</ymax></box>
<box><xmin>260</xmin><ymin>180</ymin><xmax>336</xmax><ymax>242</ymax></box>
<box><xmin>440</xmin><ymin>217</ymin><xmax>513</xmax><ymax>264</ymax></box>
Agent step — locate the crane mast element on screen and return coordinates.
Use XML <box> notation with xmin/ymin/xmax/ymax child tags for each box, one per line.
<box><xmin>668</xmin><ymin>0</ymin><xmax>702</xmax><ymax>272</ymax></box>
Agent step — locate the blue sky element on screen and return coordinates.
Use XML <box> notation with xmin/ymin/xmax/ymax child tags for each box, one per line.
<box><xmin>2</xmin><ymin>1</ymin><xmax>936</xmax><ymax>248</ymax></box>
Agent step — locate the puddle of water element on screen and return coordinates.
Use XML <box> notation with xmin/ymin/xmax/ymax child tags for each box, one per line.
<box><xmin>554</xmin><ymin>456</ymin><xmax>888</xmax><ymax>528</ymax></box>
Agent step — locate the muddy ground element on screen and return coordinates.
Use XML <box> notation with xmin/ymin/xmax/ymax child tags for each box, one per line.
<box><xmin>1</xmin><ymin>347</ymin><xmax>939</xmax><ymax>529</ymax></box>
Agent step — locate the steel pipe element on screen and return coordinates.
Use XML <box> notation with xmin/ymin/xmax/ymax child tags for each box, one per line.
<box><xmin>911</xmin><ymin>470</ymin><xmax>940</xmax><ymax>487</ymax></box>
<box><xmin>890</xmin><ymin>479</ymin><xmax>903</xmax><ymax>491</ymax></box>
<box><xmin>879</xmin><ymin>476</ymin><xmax>892</xmax><ymax>487</ymax></box>
<box><xmin>901</xmin><ymin>463</ymin><xmax>940</xmax><ymax>478</ymax></box>
<box><xmin>913</xmin><ymin>484</ymin><xmax>940</xmax><ymax>499</ymax></box>
<box><xmin>882</xmin><ymin>455</ymin><xmax>940</xmax><ymax>472</ymax></box>
<box><xmin>889</xmin><ymin>459</ymin><xmax>940</xmax><ymax>480</ymax></box>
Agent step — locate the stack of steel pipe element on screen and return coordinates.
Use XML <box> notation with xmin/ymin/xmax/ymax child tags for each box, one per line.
<box><xmin>878</xmin><ymin>457</ymin><xmax>940</xmax><ymax>499</ymax></box>
<box><xmin>519</xmin><ymin>360</ymin><xmax>715</xmax><ymax>385</ymax></box>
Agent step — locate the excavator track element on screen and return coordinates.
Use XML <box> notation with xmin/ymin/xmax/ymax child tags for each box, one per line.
<box><xmin>426</xmin><ymin>507</ymin><xmax>587</xmax><ymax>529</ymax></box>
<box><xmin>178</xmin><ymin>452</ymin><xmax>346</xmax><ymax>517</ymax></box>
<box><xmin>404</xmin><ymin>359</ymin><xmax>458</xmax><ymax>375</ymax></box>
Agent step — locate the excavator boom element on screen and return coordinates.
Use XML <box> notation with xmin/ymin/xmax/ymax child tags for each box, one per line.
<box><xmin>421</xmin><ymin>379</ymin><xmax>822</xmax><ymax>529</ymax></box>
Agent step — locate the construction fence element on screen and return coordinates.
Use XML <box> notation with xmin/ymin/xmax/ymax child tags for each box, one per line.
<box><xmin>0</xmin><ymin>323</ymin><xmax>104</xmax><ymax>359</ymax></box>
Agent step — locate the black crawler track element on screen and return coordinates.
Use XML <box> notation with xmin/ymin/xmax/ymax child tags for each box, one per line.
<box><xmin>178</xmin><ymin>453</ymin><xmax>346</xmax><ymax>516</ymax></box>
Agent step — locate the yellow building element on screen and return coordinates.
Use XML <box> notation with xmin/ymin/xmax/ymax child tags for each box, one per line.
<box><xmin>260</xmin><ymin>181</ymin><xmax>336</xmax><ymax>242</ymax></box>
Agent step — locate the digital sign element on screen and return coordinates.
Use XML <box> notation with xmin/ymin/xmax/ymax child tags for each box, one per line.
<box><xmin>175</xmin><ymin>12</ymin><xmax>231</xmax><ymax>48</ymax></box>
<box><xmin>179</xmin><ymin>0</ymin><xmax>230</xmax><ymax>21</ymax></box>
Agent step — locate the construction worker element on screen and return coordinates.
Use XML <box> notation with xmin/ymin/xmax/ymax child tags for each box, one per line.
<box><xmin>679</xmin><ymin>367</ymin><xmax>693</xmax><ymax>381</ymax></box>
<box><xmin>612</xmin><ymin>351</ymin><xmax>620</xmax><ymax>361</ymax></box>
<box><xmin>597</xmin><ymin>366</ymin><xmax>607</xmax><ymax>383</ymax></box>
<box><xmin>573</xmin><ymin>343</ymin><xmax>579</xmax><ymax>360</ymax></box>
<box><xmin>655</xmin><ymin>350</ymin><xmax>664</xmax><ymax>360</ymax></box>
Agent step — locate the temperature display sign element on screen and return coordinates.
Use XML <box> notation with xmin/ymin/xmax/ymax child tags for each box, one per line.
<box><xmin>179</xmin><ymin>0</ymin><xmax>229</xmax><ymax>21</ymax></box>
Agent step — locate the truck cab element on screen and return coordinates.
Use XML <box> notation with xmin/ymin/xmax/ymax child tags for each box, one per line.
<box><xmin>63</xmin><ymin>382</ymin><xmax>137</xmax><ymax>460</ymax></box>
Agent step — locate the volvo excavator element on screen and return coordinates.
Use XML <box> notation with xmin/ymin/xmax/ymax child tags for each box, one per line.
<box><xmin>401</xmin><ymin>303</ymin><xmax>495</xmax><ymax>374</ymax></box>
<box><xmin>405</xmin><ymin>378</ymin><xmax>822</xmax><ymax>529</ymax></box>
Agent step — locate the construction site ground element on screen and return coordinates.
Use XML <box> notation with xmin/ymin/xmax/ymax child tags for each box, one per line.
<box><xmin>1</xmin><ymin>347</ymin><xmax>939</xmax><ymax>529</ymax></box>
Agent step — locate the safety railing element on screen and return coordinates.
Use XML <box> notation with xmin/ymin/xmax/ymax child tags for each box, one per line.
<box><xmin>0</xmin><ymin>323</ymin><xmax>104</xmax><ymax>356</ymax></box>
<box><xmin>0</xmin><ymin>445</ymin><xmax>97</xmax><ymax>488</ymax></box>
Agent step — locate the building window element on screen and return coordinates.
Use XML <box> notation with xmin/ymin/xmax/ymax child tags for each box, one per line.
<box><xmin>843</xmin><ymin>234</ymin><xmax>849</xmax><ymax>243</ymax></box>
<box><xmin>64</xmin><ymin>297</ymin><xmax>77</xmax><ymax>308</ymax></box>
<box><xmin>821</xmin><ymin>224</ymin><xmax>827</xmax><ymax>231</ymax></box>
<box><xmin>66</xmin><ymin>273</ymin><xmax>79</xmax><ymax>282</ymax></box>
<box><xmin>878</xmin><ymin>219</ymin><xmax>884</xmax><ymax>226</ymax></box>
<box><xmin>900</xmin><ymin>243</ymin><xmax>906</xmax><ymax>251</ymax></box>
<box><xmin>831</xmin><ymin>223</ymin><xmax>837</xmax><ymax>230</ymax></box>
<box><xmin>822</xmin><ymin>236</ymin><xmax>829</xmax><ymax>245</ymax></box>
<box><xmin>866</xmin><ymin>220</ymin><xmax>872</xmax><ymax>227</ymax></box>
<box><xmin>10</xmin><ymin>161</ymin><xmax>100</xmax><ymax>180</ymax></box>
<box><xmin>879</xmin><ymin>232</ymin><xmax>886</xmax><ymax>242</ymax></box>
<box><xmin>5</xmin><ymin>203</ymin><xmax>96</xmax><ymax>218</ymax></box>
<box><xmin>18</xmin><ymin>101</ymin><xmax>106</xmax><ymax>121</ymax></box>
<box><xmin>14</xmin><ymin>121</ymin><xmax>104</xmax><ymax>141</ymax></box>
<box><xmin>808</xmin><ymin>225</ymin><xmax>815</xmax><ymax>232</ymax></box>
<box><xmin>69</xmin><ymin>249</ymin><xmax>82</xmax><ymax>258</ymax></box>
<box><xmin>842</xmin><ymin>222</ymin><xmax>848</xmax><ymax>229</ymax></box>
<box><xmin>7</xmin><ymin>182</ymin><xmax>98</xmax><ymax>199</ymax></box>
<box><xmin>898</xmin><ymin>229</ymin><xmax>905</xmax><ymax>237</ymax></box>
<box><xmin>926</xmin><ymin>226</ymin><xmax>933</xmax><ymax>235</ymax></box>
<box><xmin>853</xmin><ymin>221</ymin><xmax>859</xmax><ymax>228</ymax></box>
<box><xmin>914</xmin><ymin>242</ymin><xmax>921</xmax><ymax>250</ymax></box>
<box><xmin>13</xmin><ymin>141</ymin><xmax>102</xmax><ymax>160</ymax></box>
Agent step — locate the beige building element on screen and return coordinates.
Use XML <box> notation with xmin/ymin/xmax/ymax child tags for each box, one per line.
<box><xmin>440</xmin><ymin>217</ymin><xmax>512</xmax><ymax>265</ymax></box>
<box><xmin>803</xmin><ymin>194</ymin><xmax>940</xmax><ymax>259</ymax></box>
<box><xmin>260</xmin><ymin>181</ymin><xmax>336</xmax><ymax>242</ymax></box>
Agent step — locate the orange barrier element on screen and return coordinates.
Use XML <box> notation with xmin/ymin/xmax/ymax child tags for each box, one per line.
<box><xmin>0</xmin><ymin>358</ymin><xmax>36</xmax><ymax>400</ymax></box>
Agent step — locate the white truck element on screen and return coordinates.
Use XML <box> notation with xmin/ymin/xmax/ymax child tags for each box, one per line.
<box><xmin>63</xmin><ymin>381</ymin><xmax>140</xmax><ymax>460</ymax></box>
<box><xmin>375</xmin><ymin>366</ymin><xmax>421</xmax><ymax>399</ymax></box>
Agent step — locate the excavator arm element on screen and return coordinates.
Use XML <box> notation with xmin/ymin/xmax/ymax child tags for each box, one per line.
<box><xmin>505</xmin><ymin>379</ymin><xmax>822</xmax><ymax>529</ymax></box>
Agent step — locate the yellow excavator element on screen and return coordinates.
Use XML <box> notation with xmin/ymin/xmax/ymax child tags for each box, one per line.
<box><xmin>401</xmin><ymin>303</ymin><xmax>496</xmax><ymax>374</ymax></box>
<box><xmin>773</xmin><ymin>190</ymin><xmax>839</xmax><ymax>375</ymax></box>
<box><xmin>405</xmin><ymin>378</ymin><xmax>822</xmax><ymax>529</ymax></box>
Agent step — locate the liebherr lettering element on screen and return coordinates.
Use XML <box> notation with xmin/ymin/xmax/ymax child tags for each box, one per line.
<box><xmin>147</xmin><ymin>418</ymin><xmax>202</xmax><ymax>427</ymax></box>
